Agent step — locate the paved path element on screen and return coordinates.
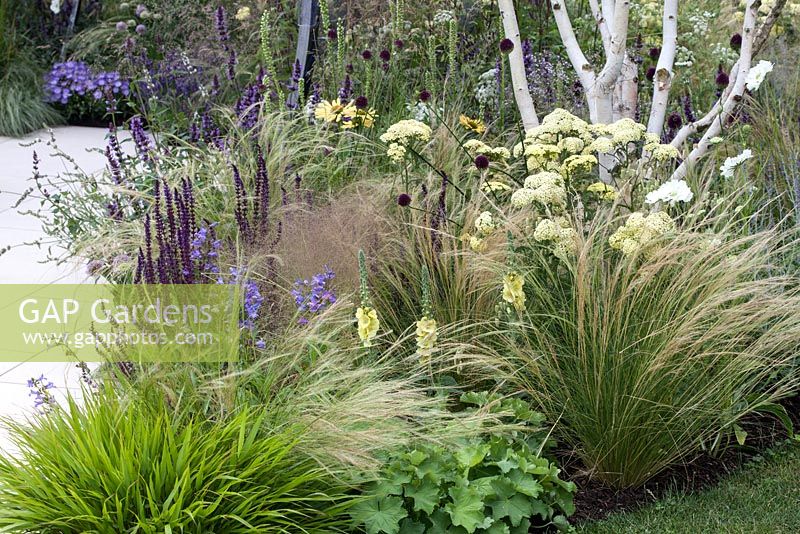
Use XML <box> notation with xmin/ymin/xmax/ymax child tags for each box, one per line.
<box><xmin>0</xmin><ymin>126</ymin><xmax>130</xmax><ymax>452</ymax></box>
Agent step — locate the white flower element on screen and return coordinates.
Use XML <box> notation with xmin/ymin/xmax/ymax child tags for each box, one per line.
<box><xmin>474</xmin><ymin>211</ymin><xmax>496</xmax><ymax>236</ymax></box>
<box><xmin>745</xmin><ymin>60</ymin><xmax>773</xmax><ymax>92</ymax></box>
<box><xmin>50</xmin><ymin>0</ymin><xmax>62</xmax><ymax>13</ymax></box>
<box><xmin>645</xmin><ymin>180</ymin><xmax>694</xmax><ymax>206</ymax></box>
<box><xmin>720</xmin><ymin>149</ymin><xmax>753</xmax><ymax>178</ymax></box>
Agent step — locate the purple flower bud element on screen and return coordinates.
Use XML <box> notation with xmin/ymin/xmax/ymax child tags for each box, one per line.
<box><xmin>394</xmin><ymin>39</ymin><xmax>404</xmax><ymax>50</ymax></box>
<box><xmin>715</xmin><ymin>70</ymin><xmax>730</xmax><ymax>86</ymax></box>
<box><xmin>354</xmin><ymin>95</ymin><xmax>368</xmax><ymax>109</ymax></box>
<box><xmin>730</xmin><ymin>33</ymin><xmax>743</xmax><ymax>51</ymax></box>
<box><xmin>499</xmin><ymin>38</ymin><xmax>514</xmax><ymax>54</ymax></box>
<box><xmin>667</xmin><ymin>112</ymin><xmax>682</xmax><ymax>129</ymax></box>
<box><xmin>379</xmin><ymin>49</ymin><xmax>391</xmax><ymax>62</ymax></box>
<box><xmin>649</xmin><ymin>47</ymin><xmax>661</xmax><ymax>60</ymax></box>
<box><xmin>361</xmin><ymin>49</ymin><xmax>372</xmax><ymax>60</ymax></box>
<box><xmin>397</xmin><ymin>193</ymin><xmax>412</xmax><ymax>207</ymax></box>
<box><xmin>418</xmin><ymin>89</ymin><xmax>431</xmax><ymax>102</ymax></box>
<box><xmin>327</xmin><ymin>27</ymin><xmax>337</xmax><ymax>40</ymax></box>
<box><xmin>646</xmin><ymin>66</ymin><xmax>656</xmax><ymax>81</ymax></box>
<box><xmin>475</xmin><ymin>155</ymin><xmax>490</xmax><ymax>170</ymax></box>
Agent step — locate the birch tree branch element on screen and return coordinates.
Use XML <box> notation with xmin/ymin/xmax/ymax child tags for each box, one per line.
<box><xmin>669</xmin><ymin>0</ymin><xmax>760</xmax><ymax>181</ymax></box>
<box><xmin>498</xmin><ymin>0</ymin><xmax>540</xmax><ymax>130</ymax></box>
<box><xmin>588</xmin><ymin>0</ymin><xmax>612</xmax><ymax>55</ymax></box>
<box><xmin>596</xmin><ymin>0</ymin><xmax>631</xmax><ymax>89</ymax></box>
<box><xmin>646</xmin><ymin>0</ymin><xmax>678</xmax><ymax>135</ymax></box>
<box><xmin>670</xmin><ymin>0</ymin><xmax>784</xmax><ymax>148</ymax></box>
<box><xmin>551</xmin><ymin>0</ymin><xmax>596</xmax><ymax>90</ymax></box>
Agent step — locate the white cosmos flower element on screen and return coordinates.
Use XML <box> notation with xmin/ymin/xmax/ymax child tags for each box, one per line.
<box><xmin>645</xmin><ymin>180</ymin><xmax>694</xmax><ymax>206</ymax></box>
<box><xmin>720</xmin><ymin>149</ymin><xmax>753</xmax><ymax>178</ymax></box>
<box><xmin>745</xmin><ymin>60</ymin><xmax>774</xmax><ymax>92</ymax></box>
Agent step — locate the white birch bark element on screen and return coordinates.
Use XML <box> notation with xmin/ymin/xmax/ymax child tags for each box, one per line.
<box><xmin>646</xmin><ymin>0</ymin><xmax>678</xmax><ymax>135</ymax></box>
<box><xmin>668</xmin><ymin>0</ymin><xmax>758</xmax><ymax>181</ymax></box>
<box><xmin>498</xmin><ymin>0</ymin><xmax>540</xmax><ymax>130</ymax></box>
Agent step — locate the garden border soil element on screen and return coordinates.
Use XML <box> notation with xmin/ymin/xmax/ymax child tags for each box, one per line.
<box><xmin>563</xmin><ymin>395</ymin><xmax>800</xmax><ymax>524</ymax></box>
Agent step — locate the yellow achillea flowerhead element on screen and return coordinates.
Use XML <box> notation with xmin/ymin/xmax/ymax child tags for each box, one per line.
<box><xmin>511</xmin><ymin>171</ymin><xmax>567</xmax><ymax>209</ymax></box>
<box><xmin>609</xmin><ymin>211</ymin><xmax>675</xmax><ymax>256</ymax></box>
<box><xmin>644</xmin><ymin>143</ymin><xmax>680</xmax><ymax>161</ymax></box>
<box><xmin>533</xmin><ymin>217</ymin><xmax>578</xmax><ymax>260</ymax></box>
<box><xmin>459</xmin><ymin>115</ymin><xmax>487</xmax><ymax>134</ymax></box>
<box><xmin>482</xmin><ymin>180</ymin><xmax>512</xmax><ymax>194</ymax></box>
<box><xmin>562</xmin><ymin>154</ymin><xmax>598</xmax><ymax>174</ymax></box>
<box><xmin>235</xmin><ymin>7</ymin><xmax>251</xmax><ymax>20</ymax></box>
<box><xmin>502</xmin><ymin>272</ymin><xmax>526</xmax><ymax>312</ymax></box>
<box><xmin>415</xmin><ymin>316</ymin><xmax>438</xmax><ymax>361</ymax></box>
<box><xmin>463</xmin><ymin>139</ymin><xmax>511</xmax><ymax>161</ymax></box>
<box><xmin>474</xmin><ymin>211</ymin><xmax>496</xmax><ymax>236</ymax></box>
<box><xmin>587</xmin><ymin>181</ymin><xmax>618</xmax><ymax>201</ymax></box>
<box><xmin>356</xmin><ymin>306</ymin><xmax>380</xmax><ymax>346</ymax></box>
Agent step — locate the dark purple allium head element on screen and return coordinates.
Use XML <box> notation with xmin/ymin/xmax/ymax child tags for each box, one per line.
<box><xmin>394</xmin><ymin>39</ymin><xmax>404</xmax><ymax>50</ymax></box>
<box><xmin>135</xmin><ymin>24</ymin><xmax>146</xmax><ymax>34</ymax></box>
<box><xmin>327</xmin><ymin>27</ymin><xmax>337</xmax><ymax>40</ymax></box>
<box><xmin>354</xmin><ymin>95</ymin><xmax>368</xmax><ymax>109</ymax></box>
<box><xmin>730</xmin><ymin>33</ymin><xmax>743</xmax><ymax>51</ymax></box>
<box><xmin>397</xmin><ymin>193</ymin><xmax>412</xmax><ymax>207</ymax></box>
<box><xmin>649</xmin><ymin>47</ymin><xmax>661</xmax><ymax>60</ymax></box>
<box><xmin>419</xmin><ymin>89</ymin><xmax>431</xmax><ymax>102</ymax></box>
<box><xmin>379</xmin><ymin>49</ymin><xmax>391</xmax><ymax>61</ymax></box>
<box><xmin>715</xmin><ymin>70</ymin><xmax>730</xmax><ymax>86</ymax></box>
<box><xmin>646</xmin><ymin>66</ymin><xmax>656</xmax><ymax>81</ymax></box>
<box><xmin>499</xmin><ymin>38</ymin><xmax>514</xmax><ymax>54</ymax></box>
<box><xmin>667</xmin><ymin>112</ymin><xmax>682</xmax><ymax>129</ymax></box>
<box><xmin>361</xmin><ymin>49</ymin><xmax>373</xmax><ymax>60</ymax></box>
<box><xmin>475</xmin><ymin>155</ymin><xmax>490</xmax><ymax>170</ymax></box>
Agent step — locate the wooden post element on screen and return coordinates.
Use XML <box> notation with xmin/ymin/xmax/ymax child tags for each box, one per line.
<box><xmin>287</xmin><ymin>0</ymin><xmax>320</xmax><ymax>109</ymax></box>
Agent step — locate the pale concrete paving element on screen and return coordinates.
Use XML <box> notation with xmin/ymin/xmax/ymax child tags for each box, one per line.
<box><xmin>0</xmin><ymin>126</ymin><xmax>132</xmax><ymax>452</ymax></box>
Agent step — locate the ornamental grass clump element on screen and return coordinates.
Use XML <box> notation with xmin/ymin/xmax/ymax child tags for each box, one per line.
<box><xmin>477</xmin><ymin>220</ymin><xmax>800</xmax><ymax>488</ymax></box>
<box><xmin>0</xmin><ymin>392</ymin><xmax>352</xmax><ymax>532</ymax></box>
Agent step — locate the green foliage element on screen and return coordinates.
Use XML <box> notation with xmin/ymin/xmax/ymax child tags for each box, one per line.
<box><xmin>0</xmin><ymin>0</ymin><xmax>62</xmax><ymax>136</ymax></box>
<box><xmin>0</xmin><ymin>391</ymin><xmax>352</xmax><ymax>533</ymax></box>
<box><xmin>351</xmin><ymin>393</ymin><xmax>576</xmax><ymax>534</ymax></box>
<box><xmin>483</xmin><ymin>218</ymin><xmax>800</xmax><ymax>488</ymax></box>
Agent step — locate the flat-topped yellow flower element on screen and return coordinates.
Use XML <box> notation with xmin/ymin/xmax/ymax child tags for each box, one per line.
<box><xmin>502</xmin><ymin>272</ymin><xmax>526</xmax><ymax>312</ymax></box>
<box><xmin>609</xmin><ymin>212</ymin><xmax>675</xmax><ymax>256</ymax></box>
<box><xmin>356</xmin><ymin>306</ymin><xmax>380</xmax><ymax>347</ymax></box>
<box><xmin>587</xmin><ymin>182</ymin><xmax>618</xmax><ymax>201</ymax></box>
<box><xmin>459</xmin><ymin>115</ymin><xmax>486</xmax><ymax>134</ymax></box>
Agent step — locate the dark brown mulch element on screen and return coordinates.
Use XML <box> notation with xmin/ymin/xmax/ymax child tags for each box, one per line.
<box><xmin>561</xmin><ymin>395</ymin><xmax>800</xmax><ymax>524</ymax></box>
